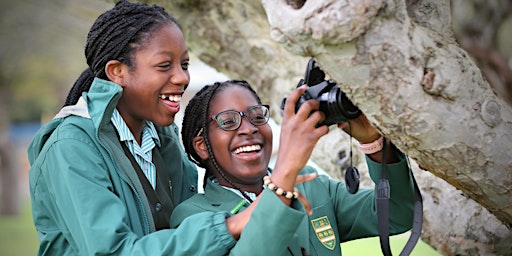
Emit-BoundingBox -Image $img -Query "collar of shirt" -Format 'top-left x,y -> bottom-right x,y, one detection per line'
110,109 -> 160,146
212,170 -> 271,203
110,109 -> 160,189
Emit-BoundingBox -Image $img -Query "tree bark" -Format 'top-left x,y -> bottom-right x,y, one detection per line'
264,0 -> 512,225
150,0 -> 512,254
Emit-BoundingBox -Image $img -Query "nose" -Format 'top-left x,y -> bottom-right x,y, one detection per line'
170,66 -> 190,89
237,115 -> 258,135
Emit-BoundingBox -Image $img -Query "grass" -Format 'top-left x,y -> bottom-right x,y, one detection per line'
0,200 -> 39,256
0,200 -> 441,256
341,232 -> 441,255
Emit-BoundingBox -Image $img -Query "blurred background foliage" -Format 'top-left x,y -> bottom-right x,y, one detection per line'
1,0 -> 510,124
0,0 -> 112,123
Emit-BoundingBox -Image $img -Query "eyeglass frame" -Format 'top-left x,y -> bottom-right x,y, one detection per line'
195,104 -> 271,136
209,104 -> 270,131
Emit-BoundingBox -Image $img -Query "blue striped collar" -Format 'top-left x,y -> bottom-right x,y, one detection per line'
110,108 -> 160,147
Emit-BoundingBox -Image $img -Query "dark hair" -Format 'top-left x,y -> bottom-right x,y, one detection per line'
181,80 -> 262,198
64,0 -> 181,106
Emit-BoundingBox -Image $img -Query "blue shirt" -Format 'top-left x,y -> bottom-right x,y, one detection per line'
111,109 -> 160,189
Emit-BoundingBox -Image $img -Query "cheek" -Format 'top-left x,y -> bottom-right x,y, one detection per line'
263,126 -> 273,144
208,132 -> 231,156
126,87 -> 150,105
262,126 -> 273,154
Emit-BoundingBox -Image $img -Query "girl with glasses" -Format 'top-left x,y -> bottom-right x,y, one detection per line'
173,80 -> 416,255
28,2 -> 273,255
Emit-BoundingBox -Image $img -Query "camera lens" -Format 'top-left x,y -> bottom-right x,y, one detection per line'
280,58 -> 362,127
317,86 -> 361,125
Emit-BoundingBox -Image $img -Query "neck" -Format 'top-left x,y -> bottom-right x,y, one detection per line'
121,115 -> 145,145
216,176 -> 265,194
117,107 -> 145,145
238,182 -> 264,194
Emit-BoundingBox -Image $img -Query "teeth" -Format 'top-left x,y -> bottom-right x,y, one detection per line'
160,94 -> 181,102
234,145 -> 261,154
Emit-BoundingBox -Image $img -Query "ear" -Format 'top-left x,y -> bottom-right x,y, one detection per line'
193,136 -> 209,161
105,60 -> 125,86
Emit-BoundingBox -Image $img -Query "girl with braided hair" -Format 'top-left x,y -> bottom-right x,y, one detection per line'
28,1 -> 281,255
171,80 -> 416,255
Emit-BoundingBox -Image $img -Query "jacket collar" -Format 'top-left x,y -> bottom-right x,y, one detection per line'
84,78 -> 123,131
54,78 -> 122,122
55,97 -> 90,119
28,78 -> 122,164
203,177 -> 251,212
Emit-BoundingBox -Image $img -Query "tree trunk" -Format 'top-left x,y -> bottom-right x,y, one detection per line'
151,0 -> 512,254
264,0 -> 512,224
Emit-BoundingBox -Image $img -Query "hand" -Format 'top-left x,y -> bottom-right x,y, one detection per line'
295,172 -> 317,184
271,86 -> 329,191
294,173 -> 317,215
337,113 -> 381,144
226,172 -> 318,238
338,114 -> 400,163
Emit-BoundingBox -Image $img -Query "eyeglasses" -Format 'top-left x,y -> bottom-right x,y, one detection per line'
211,105 -> 270,131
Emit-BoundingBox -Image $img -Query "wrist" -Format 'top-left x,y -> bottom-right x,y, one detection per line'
264,176 -> 299,200
358,135 -> 384,154
269,164 -> 297,191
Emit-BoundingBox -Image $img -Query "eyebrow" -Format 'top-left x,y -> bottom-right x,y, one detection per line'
152,48 -> 189,58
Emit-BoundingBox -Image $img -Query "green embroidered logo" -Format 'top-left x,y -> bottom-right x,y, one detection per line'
311,216 -> 336,250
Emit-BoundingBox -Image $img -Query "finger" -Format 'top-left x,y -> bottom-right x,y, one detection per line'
296,191 -> 313,216
314,125 -> 329,138
305,111 -> 330,138
304,108 -> 324,127
295,173 -> 317,184
283,86 -> 307,116
296,98 -> 320,115
337,122 -> 348,129
339,122 -> 352,135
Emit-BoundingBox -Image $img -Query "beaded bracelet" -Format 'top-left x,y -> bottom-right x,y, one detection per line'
263,176 -> 299,200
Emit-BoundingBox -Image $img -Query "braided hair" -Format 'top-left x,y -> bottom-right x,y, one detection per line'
64,0 -> 181,106
181,80 -> 262,201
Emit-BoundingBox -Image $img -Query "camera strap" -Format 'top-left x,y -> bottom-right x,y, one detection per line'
377,138 -> 423,256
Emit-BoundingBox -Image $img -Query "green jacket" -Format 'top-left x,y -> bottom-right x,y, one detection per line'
28,78 -> 236,255
170,156 -> 415,256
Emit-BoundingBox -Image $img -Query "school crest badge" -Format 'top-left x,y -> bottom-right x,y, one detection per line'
311,216 -> 336,250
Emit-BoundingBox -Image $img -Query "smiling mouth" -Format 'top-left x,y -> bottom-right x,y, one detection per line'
160,94 -> 182,102
233,144 -> 262,154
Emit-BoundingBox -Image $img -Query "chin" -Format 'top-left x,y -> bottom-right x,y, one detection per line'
255,165 -> 270,176
157,114 -> 176,126
237,166 -> 266,177
154,119 -> 174,127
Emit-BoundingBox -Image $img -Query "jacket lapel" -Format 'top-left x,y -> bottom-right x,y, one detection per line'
203,178 -> 250,213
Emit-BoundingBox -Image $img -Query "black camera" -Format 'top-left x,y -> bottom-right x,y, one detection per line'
281,58 -> 362,126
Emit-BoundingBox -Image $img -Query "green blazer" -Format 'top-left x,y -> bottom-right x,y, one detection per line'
28,78 -> 236,255
170,155 -> 415,256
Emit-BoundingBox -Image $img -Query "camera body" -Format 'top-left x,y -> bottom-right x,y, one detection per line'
281,58 -> 362,126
